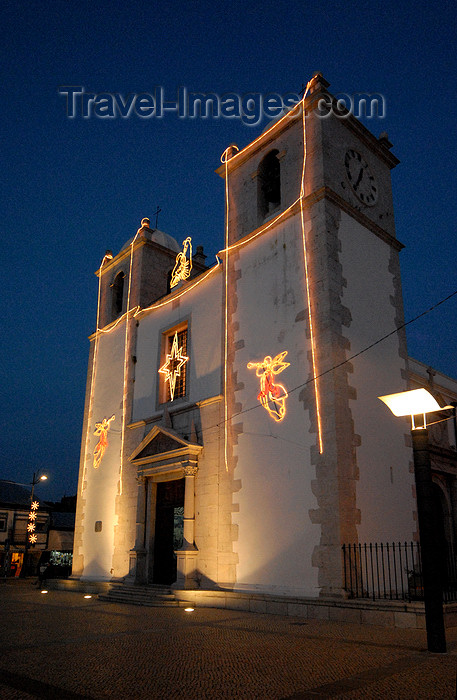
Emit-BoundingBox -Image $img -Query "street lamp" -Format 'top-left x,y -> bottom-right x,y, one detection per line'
30,472 -> 47,504
379,388 -> 451,653
22,472 -> 48,577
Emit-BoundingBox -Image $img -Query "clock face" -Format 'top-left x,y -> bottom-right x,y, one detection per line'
344,149 -> 378,206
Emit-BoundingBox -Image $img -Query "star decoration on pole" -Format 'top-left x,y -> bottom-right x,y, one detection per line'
158,332 -> 189,401
29,534 -> 37,544
27,522 -> 36,533
31,501 -> 39,510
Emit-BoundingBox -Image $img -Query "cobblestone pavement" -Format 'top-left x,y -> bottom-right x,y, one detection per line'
1,581 -> 457,699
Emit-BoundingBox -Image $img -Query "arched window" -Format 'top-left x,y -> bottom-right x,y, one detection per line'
166,269 -> 173,295
258,150 -> 281,220
111,272 -> 124,320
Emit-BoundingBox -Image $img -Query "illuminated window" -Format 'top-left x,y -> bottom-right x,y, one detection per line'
258,150 -> 281,220
159,326 -> 188,402
111,271 -> 125,320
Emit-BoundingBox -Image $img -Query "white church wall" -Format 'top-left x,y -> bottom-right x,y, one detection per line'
230,215 -> 320,596
132,268 -> 223,422
339,212 -> 416,543
80,323 -> 125,579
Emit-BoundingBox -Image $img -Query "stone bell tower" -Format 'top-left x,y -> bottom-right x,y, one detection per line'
218,73 -> 415,596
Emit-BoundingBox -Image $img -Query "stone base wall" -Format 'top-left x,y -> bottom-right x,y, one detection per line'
173,588 -> 457,630
51,578 -> 457,630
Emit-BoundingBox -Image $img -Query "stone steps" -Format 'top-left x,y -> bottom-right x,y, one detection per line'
98,583 -> 191,608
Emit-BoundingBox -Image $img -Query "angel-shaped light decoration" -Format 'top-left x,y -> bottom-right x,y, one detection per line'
247,351 -> 290,422
93,415 -> 115,469
170,237 -> 192,288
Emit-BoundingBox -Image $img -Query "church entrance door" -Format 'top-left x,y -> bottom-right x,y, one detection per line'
152,478 -> 184,585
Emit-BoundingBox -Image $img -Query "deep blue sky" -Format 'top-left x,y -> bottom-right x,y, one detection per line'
2,0 -> 456,501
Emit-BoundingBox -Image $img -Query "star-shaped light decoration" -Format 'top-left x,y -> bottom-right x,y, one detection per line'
29,534 -> 38,544
31,501 -> 39,510
158,332 -> 189,401
28,511 -> 37,520
27,522 -> 36,533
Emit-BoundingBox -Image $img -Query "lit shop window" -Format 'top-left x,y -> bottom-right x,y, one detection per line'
159,327 -> 189,402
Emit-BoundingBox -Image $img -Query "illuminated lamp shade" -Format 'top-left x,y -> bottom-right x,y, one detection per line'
378,388 -> 454,429
378,388 -> 442,417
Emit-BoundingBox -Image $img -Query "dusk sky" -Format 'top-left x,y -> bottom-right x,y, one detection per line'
2,0 -> 456,501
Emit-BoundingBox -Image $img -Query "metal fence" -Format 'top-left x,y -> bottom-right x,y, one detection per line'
342,541 -> 457,603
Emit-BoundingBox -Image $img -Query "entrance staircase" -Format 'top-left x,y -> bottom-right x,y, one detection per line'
99,583 -> 191,608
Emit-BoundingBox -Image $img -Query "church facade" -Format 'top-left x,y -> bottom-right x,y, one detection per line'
73,74 -> 427,598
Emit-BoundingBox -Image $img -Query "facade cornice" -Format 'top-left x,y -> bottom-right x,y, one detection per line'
95,236 -> 177,278
220,188 -> 403,256
133,264 -> 221,321
130,424 -> 203,463
132,445 -> 201,467
197,394 -> 223,407
127,395 -> 222,430
318,187 -> 404,251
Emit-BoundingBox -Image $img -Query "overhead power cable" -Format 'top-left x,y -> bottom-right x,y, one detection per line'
216,286 -> 457,426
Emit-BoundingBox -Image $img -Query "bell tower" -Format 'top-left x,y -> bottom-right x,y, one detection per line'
218,73 -> 415,596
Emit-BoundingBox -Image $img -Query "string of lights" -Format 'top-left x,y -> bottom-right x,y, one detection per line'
119,229 -> 141,495
221,144 -> 239,471
299,79 -> 323,453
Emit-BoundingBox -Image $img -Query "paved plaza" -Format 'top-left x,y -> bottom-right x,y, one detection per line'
1,580 -> 457,699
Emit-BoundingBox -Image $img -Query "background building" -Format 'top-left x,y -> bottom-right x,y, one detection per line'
0,480 -> 49,577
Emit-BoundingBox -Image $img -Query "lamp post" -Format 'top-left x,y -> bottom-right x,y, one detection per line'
379,388 -> 451,653
22,472 -> 47,577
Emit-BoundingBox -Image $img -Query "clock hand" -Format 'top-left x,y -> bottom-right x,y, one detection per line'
354,167 -> 364,191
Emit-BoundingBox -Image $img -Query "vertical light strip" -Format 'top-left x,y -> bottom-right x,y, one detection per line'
221,145 -> 239,471
119,231 -> 140,494
299,83 -> 324,454
222,148 -> 230,471
81,253 -> 113,494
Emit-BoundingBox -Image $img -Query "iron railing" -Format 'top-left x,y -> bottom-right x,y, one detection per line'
342,541 -> 457,603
